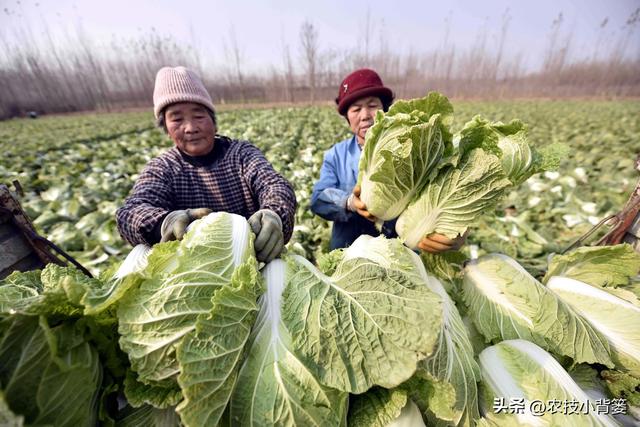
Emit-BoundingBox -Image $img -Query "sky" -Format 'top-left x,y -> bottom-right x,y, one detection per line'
1,0 -> 639,73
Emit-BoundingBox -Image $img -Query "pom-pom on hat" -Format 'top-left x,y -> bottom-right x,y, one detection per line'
153,66 -> 215,119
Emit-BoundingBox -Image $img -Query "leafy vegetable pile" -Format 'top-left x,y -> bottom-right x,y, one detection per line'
2,218 -> 639,425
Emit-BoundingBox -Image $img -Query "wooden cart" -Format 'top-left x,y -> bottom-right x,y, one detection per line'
564,154 -> 640,253
0,182 -> 91,279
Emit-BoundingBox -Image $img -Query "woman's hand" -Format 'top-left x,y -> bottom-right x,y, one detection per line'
349,185 -> 378,222
417,230 -> 468,254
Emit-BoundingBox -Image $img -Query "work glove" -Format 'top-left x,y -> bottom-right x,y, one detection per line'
248,209 -> 284,263
160,208 -> 212,242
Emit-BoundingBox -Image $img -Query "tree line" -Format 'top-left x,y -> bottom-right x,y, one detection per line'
0,9 -> 639,119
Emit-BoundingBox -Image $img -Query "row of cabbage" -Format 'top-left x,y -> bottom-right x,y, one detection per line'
0,100 -> 638,276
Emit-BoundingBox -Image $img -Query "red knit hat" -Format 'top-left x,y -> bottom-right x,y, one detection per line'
335,68 -> 394,115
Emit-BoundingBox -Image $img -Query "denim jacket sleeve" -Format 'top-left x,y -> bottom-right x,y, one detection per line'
310,148 -> 354,223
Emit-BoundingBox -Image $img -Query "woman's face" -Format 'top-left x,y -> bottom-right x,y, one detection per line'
165,102 -> 217,156
346,96 -> 383,146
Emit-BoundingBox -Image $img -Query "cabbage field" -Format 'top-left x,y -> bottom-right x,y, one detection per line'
1,100 -> 638,276
1,99 -> 640,426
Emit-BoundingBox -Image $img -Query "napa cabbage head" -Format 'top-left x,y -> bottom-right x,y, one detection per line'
343,235 -> 480,426
547,276 -> 640,377
117,212 -> 257,385
0,244 -> 154,318
282,252 -> 443,394
456,116 -> 567,186
76,244 -> 153,315
348,387 -> 425,427
0,316 -> 102,427
396,149 -> 511,250
228,258 -> 348,426
543,244 -> 640,306
175,261 -> 263,426
357,92 -> 454,220
463,253 -> 613,367
478,339 -> 618,427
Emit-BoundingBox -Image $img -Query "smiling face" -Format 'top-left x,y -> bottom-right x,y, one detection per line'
165,102 -> 217,156
346,96 -> 383,147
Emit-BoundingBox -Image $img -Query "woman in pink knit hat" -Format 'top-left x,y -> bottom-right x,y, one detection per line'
310,68 -> 465,253
116,66 -> 297,263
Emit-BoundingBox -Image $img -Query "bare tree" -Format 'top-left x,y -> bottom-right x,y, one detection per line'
611,8 -> 640,92
319,48 -> 339,91
401,48 -> 419,97
461,17 -> 489,88
224,25 -> 246,102
299,20 -> 319,102
612,8 -> 640,65
377,18 -> 390,77
591,17 -> 609,62
189,22 -> 203,74
543,12 -> 567,74
281,32 -> 296,102
362,7 -> 373,66
440,12 -> 455,82
493,8 -> 511,80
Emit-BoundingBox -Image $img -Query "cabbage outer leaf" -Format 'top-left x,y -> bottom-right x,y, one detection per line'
479,339 -> 618,427
282,254 -> 442,393
548,276 -> 640,377
397,149 -> 510,249
229,259 -> 347,426
463,254 -> 613,367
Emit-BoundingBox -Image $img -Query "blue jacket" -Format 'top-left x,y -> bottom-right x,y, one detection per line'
311,135 -> 396,249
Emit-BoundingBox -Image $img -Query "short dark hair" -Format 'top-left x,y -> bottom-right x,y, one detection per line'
156,106 -> 217,133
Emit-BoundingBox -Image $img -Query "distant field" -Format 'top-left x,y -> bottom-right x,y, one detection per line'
1,100 -> 639,276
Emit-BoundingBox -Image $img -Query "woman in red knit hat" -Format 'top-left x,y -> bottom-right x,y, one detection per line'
310,68 -> 465,252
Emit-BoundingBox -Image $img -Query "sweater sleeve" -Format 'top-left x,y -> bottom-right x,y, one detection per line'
116,157 -> 175,246
240,143 -> 297,243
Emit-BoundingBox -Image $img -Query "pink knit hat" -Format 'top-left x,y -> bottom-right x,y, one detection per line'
153,66 -> 215,119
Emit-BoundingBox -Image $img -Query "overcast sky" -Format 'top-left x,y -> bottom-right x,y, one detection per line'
1,0 -> 639,73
